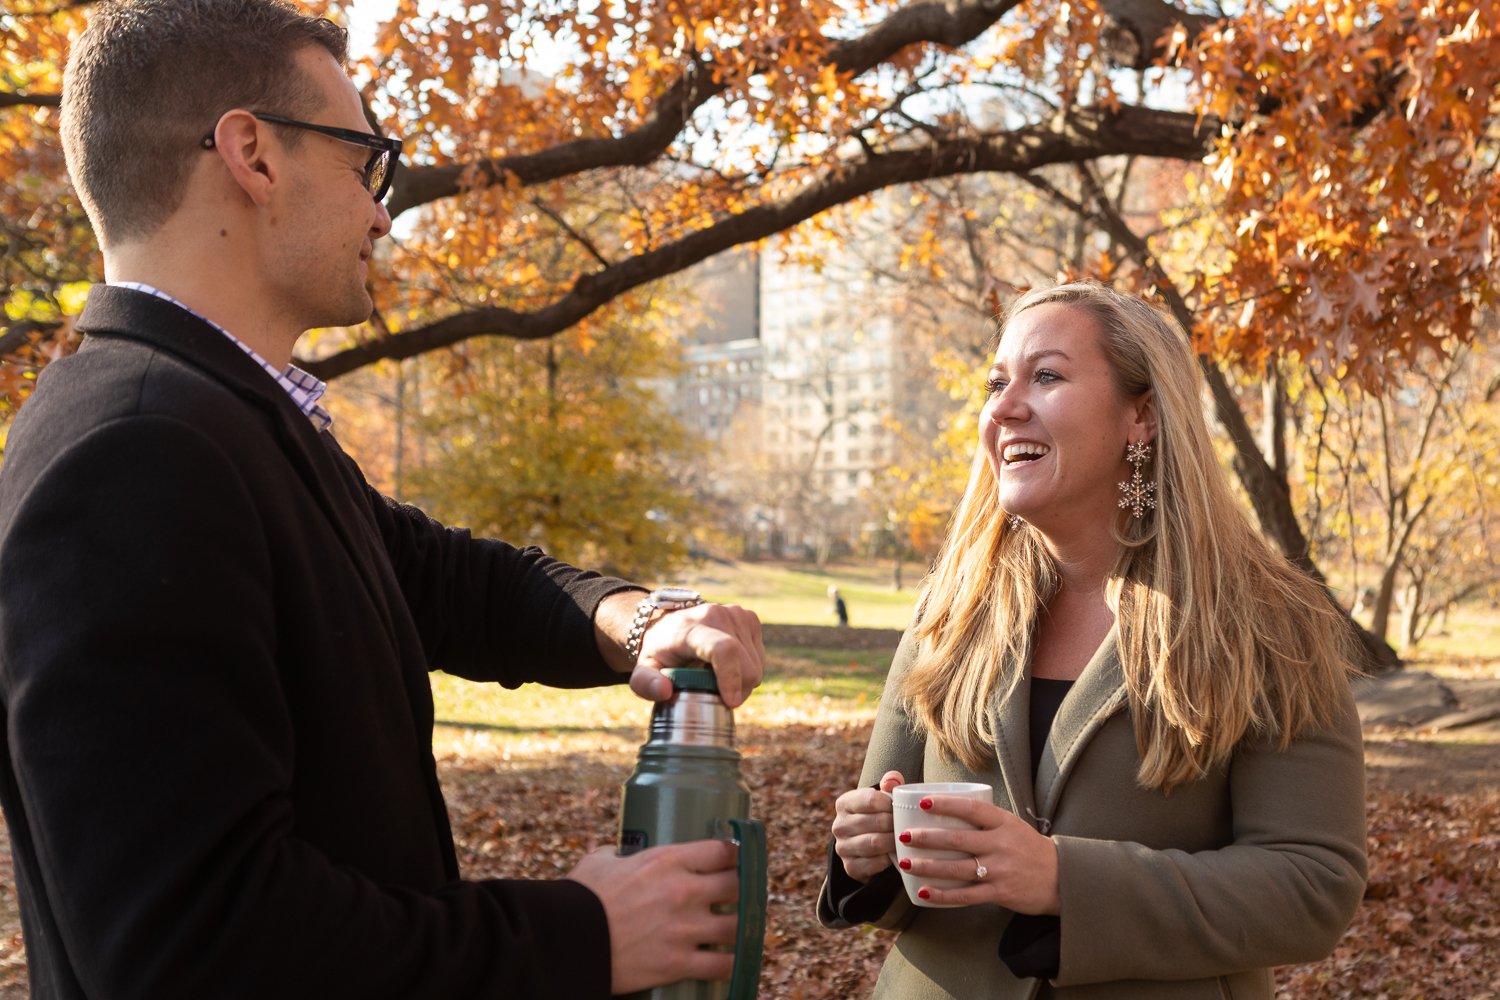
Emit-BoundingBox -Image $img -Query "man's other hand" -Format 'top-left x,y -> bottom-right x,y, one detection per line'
567,839 -> 740,994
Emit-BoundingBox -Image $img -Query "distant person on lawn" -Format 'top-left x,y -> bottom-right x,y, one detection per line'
830,585 -> 850,627
0,1 -> 764,997
819,282 -> 1366,998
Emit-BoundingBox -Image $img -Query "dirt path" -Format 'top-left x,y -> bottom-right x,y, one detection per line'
1364,732 -> 1499,796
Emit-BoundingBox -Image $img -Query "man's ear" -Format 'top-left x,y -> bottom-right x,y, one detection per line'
1132,389 -> 1158,444
209,110 -> 277,206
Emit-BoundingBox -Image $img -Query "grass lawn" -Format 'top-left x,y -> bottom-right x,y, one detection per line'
672,558 -> 921,630
431,559 -> 903,756
431,644 -> 893,758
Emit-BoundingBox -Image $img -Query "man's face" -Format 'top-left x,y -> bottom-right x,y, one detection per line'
267,46 -> 392,335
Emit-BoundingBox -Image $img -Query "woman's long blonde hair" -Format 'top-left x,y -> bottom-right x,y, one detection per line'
903,282 -> 1355,792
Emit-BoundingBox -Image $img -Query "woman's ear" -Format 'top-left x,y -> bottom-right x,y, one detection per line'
1132,389 -> 1158,444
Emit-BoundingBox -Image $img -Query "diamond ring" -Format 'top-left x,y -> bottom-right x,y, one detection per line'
974,858 -> 988,880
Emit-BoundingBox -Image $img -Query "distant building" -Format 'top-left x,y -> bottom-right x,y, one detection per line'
757,256 -> 896,507
670,250 -> 764,444
677,336 -> 763,442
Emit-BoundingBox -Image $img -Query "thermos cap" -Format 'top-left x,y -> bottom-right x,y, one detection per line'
662,665 -> 719,693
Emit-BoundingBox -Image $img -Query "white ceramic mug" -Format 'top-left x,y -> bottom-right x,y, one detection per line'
889,781 -> 992,908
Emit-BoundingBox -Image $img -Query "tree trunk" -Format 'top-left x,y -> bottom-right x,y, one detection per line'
1400,580 -> 1422,650
1368,560 -> 1400,646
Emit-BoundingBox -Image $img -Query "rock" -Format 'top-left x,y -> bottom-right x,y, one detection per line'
1422,705 -> 1500,732
1353,671 -> 1459,727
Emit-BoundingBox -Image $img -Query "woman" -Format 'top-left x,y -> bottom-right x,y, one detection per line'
818,282 -> 1366,999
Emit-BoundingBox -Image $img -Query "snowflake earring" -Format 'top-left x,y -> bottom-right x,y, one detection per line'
1117,440 -> 1157,519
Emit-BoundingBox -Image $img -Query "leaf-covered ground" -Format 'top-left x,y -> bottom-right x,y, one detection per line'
433,721 -> 1500,1000
0,721 -> 1494,996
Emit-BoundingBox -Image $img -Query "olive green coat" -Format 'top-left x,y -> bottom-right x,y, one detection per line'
817,630 -> 1367,999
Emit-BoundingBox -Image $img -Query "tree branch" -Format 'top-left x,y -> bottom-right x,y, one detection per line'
1096,0 -> 1220,69
0,319 -> 62,358
0,91 -> 61,109
387,0 -> 1030,217
302,102 -> 1213,379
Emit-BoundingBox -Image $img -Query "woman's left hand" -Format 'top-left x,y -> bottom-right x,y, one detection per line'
897,793 -> 1061,915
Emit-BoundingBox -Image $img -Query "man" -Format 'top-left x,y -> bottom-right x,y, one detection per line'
0,1 -> 764,996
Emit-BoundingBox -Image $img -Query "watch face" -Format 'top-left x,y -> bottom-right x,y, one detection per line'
652,586 -> 701,605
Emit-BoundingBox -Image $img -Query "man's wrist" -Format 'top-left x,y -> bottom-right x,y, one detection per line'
624,587 -> 703,664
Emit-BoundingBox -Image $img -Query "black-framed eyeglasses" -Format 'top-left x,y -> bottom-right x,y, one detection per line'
201,112 -> 404,202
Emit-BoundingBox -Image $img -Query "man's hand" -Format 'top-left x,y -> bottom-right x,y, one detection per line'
567,840 -> 740,994
596,593 -> 764,708
631,602 -> 764,708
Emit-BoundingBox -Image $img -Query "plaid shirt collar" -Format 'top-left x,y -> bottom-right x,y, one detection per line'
108,281 -> 333,432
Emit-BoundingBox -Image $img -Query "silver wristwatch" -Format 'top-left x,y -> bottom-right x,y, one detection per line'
625,587 -> 703,663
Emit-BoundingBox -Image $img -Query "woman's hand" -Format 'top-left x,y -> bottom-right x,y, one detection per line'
897,793 -> 1061,915
831,770 -> 905,883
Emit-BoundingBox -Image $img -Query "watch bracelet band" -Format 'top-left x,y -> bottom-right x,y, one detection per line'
625,589 -> 704,663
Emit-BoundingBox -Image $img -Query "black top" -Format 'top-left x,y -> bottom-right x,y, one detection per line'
997,677 -> 1074,981
1028,678 -> 1074,782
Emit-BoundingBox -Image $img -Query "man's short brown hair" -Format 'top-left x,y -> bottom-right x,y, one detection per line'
60,0 -> 348,246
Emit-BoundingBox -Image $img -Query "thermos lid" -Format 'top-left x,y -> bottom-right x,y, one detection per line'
663,665 -> 718,693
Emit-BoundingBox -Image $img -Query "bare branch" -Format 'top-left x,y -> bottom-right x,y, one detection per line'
1023,160 -> 1321,576
529,197 -> 613,269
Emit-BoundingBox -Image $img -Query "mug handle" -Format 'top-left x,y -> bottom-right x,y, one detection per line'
727,818 -> 766,1000
882,787 -> 900,868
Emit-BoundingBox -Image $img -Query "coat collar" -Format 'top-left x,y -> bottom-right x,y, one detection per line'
74,284 -> 390,616
990,632 -> 1129,829
77,284 -> 306,428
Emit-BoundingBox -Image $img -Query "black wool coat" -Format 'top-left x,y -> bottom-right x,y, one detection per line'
0,285 -> 638,999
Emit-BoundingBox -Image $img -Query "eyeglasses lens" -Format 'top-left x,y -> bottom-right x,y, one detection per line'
366,152 -> 389,198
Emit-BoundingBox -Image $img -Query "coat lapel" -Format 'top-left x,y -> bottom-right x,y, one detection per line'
1034,632 -> 1129,820
989,662 -> 1038,826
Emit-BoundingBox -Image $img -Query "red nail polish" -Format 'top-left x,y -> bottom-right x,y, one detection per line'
899,831 -> 911,844
917,887 -> 931,900
919,797 -> 933,811
898,858 -> 911,870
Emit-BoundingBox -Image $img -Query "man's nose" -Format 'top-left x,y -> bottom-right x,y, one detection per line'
371,198 -> 393,239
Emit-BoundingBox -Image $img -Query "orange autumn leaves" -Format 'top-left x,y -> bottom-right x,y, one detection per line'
1177,0 -> 1500,385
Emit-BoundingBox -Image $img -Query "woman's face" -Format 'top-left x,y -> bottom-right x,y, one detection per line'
979,303 -> 1153,540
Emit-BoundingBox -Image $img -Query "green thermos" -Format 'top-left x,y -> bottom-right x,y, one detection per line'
618,666 -> 767,1000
